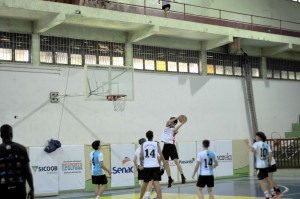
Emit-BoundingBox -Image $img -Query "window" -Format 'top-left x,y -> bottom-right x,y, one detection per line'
207,64 -> 215,74
0,48 -> 12,61
215,65 -> 224,75
133,58 -> 143,69
113,57 -> 123,66
189,63 -> 199,73
225,66 -> 233,75
168,61 -> 177,72
133,45 -> 199,73
40,51 -> 53,63
145,60 -> 155,70
207,52 -> 260,77
179,62 -> 188,73
100,56 -> 110,65
85,55 -> 97,65
267,58 -> 300,80
40,35 -> 125,66
0,32 -> 31,63
157,60 -> 166,71
56,52 -> 68,64
71,54 -> 82,65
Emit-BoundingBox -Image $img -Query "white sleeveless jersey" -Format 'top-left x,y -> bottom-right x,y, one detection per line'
161,127 -> 175,144
142,141 -> 160,168
197,150 -> 216,176
252,141 -> 272,168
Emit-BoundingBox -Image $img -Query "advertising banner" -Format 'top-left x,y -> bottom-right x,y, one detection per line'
29,147 -> 59,195
177,142 -> 197,181
196,140 -> 233,177
58,145 -> 85,191
111,144 -> 135,187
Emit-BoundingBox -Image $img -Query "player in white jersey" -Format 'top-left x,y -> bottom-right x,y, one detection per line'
90,140 -> 112,199
134,138 -> 146,189
161,116 -> 186,187
192,140 -> 218,199
245,132 -> 274,199
139,131 -> 165,199
262,135 -> 282,197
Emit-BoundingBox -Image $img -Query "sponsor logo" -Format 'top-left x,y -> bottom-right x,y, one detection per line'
216,153 -> 232,161
61,160 -> 83,174
31,165 -> 58,174
112,157 -> 134,174
179,158 -> 196,164
122,157 -> 131,165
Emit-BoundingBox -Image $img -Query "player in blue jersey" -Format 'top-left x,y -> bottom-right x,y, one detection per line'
90,140 -> 112,199
192,140 -> 218,199
245,132 -> 274,199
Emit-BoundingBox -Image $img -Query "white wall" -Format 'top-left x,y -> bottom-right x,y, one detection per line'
0,65 -> 300,146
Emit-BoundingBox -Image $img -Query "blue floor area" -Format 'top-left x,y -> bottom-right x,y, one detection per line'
45,176 -> 300,199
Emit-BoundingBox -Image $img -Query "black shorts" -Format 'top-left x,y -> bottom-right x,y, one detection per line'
162,144 -> 179,160
162,4 -> 171,10
268,164 -> 277,173
143,167 -> 161,183
256,168 -> 269,180
197,175 -> 214,188
138,168 -> 144,180
92,175 -> 108,185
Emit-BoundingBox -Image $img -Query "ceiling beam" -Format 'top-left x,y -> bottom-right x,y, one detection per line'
33,13 -> 65,33
262,43 -> 293,56
202,36 -> 233,51
127,25 -> 159,43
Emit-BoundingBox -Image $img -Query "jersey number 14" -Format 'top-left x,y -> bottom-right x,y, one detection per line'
145,149 -> 155,158
204,158 -> 213,168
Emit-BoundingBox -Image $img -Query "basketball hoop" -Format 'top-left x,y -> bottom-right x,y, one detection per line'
107,94 -> 127,112
271,132 -> 281,149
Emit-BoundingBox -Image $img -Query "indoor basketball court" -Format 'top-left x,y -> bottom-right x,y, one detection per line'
1,0 -> 300,199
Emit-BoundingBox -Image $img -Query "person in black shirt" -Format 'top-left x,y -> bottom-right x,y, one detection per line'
0,124 -> 34,199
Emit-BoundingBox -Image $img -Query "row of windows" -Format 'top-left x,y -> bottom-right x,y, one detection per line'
0,32 -> 31,62
206,52 -> 261,77
0,32 -> 300,80
133,45 -> 199,73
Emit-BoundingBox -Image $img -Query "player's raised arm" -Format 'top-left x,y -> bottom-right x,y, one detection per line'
166,117 -> 179,127
173,118 -> 186,134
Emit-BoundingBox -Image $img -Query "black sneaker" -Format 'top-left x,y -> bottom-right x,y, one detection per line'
168,178 -> 173,188
181,176 -> 186,184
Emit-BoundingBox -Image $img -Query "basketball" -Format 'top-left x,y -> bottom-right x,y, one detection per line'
178,115 -> 187,123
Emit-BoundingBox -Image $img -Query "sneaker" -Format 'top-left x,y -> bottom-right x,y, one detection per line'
276,190 -> 283,197
272,193 -> 278,198
168,178 -> 173,188
181,176 -> 186,184
266,196 -> 272,199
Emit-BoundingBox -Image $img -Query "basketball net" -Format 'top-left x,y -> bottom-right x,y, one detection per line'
107,95 -> 127,112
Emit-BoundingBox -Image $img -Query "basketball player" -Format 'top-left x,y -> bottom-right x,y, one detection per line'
134,138 -> 146,188
192,140 -> 218,199
139,131 -> 165,199
90,140 -> 112,199
244,132 -> 273,199
262,135 -> 282,197
161,116 -> 186,187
